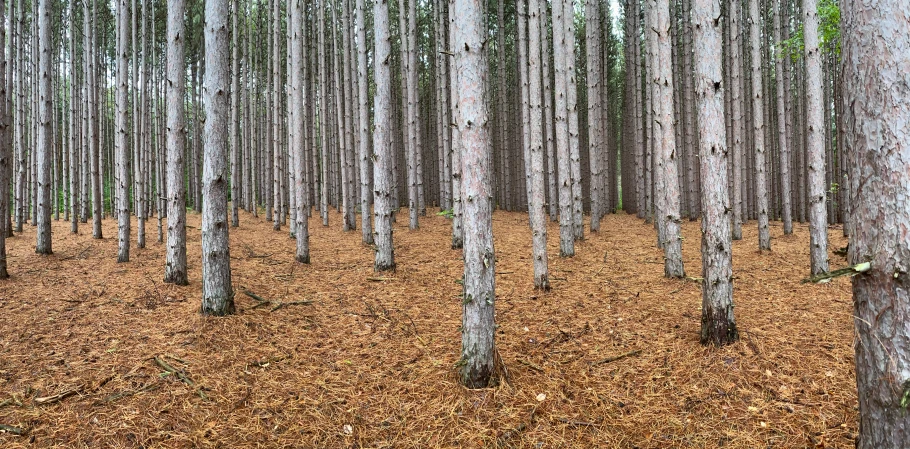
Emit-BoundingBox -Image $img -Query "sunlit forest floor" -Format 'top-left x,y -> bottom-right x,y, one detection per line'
0,208 -> 855,448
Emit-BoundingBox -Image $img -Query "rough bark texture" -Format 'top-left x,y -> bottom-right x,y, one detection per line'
116,0 -> 131,262
528,0 -> 549,291
564,0 -> 583,241
803,0 -> 828,276
292,0 -> 310,263
552,0 -> 573,257
748,0 -> 770,251
585,0 -> 601,233
843,1 -> 910,445
230,0 -> 241,228
164,0 -> 188,285
448,0 -> 463,250
656,0 -> 683,277
357,0 -> 372,244
454,0 -> 497,389
200,0 -> 235,316
0,0 -> 9,278
773,0 -> 792,235
373,0 -> 396,271
729,0 -> 743,240
693,0 -> 737,345
35,0 -> 52,255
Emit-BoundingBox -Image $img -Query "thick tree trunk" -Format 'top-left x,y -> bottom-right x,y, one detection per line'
164,0 -> 188,285
0,0 -> 9,278
200,0 -> 235,316
803,0 -> 828,276
552,0 -> 573,257
693,0 -> 736,345
656,0 -> 683,277
116,0 -> 131,262
373,0 -> 396,271
563,0 -> 583,241
843,0 -> 910,445
454,0 -> 497,388
448,0 -> 463,249
585,0 -> 601,232
541,4 -> 557,222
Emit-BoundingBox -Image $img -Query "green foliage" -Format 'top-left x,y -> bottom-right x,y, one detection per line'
779,0 -> 840,61
436,208 -> 454,219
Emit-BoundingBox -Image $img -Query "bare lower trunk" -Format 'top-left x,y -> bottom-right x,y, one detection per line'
116,0 -> 131,262
373,0 -> 395,271
656,0 -> 683,277
291,0 -> 310,263
35,0 -> 52,255
356,0 -> 372,244
749,0 -> 770,250
528,0 -> 549,290
803,0 -> 828,276
729,0 -> 743,240
164,0 -> 188,285
843,0 -> 910,444
552,0 -> 573,257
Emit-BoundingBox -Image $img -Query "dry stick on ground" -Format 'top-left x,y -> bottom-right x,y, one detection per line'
243,290 -> 312,312
0,424 -> 25,435
34,384 -> 84,405
590,349 -> 642,366
103,382 -> 160,403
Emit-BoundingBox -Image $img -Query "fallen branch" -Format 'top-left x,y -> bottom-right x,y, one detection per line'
517,359 -> 544,373
270,300 -> 312,312
154,356 -> 194,386
557,417 -> 597,427
103,382 -> 160,403
248,355 -> 289,368
0,424 -> 24,435
802,261 -> 871,284
366,277 -> 390,282
243,290 -> 269,303
34,385 -> 84,405
590,349 -> 642,366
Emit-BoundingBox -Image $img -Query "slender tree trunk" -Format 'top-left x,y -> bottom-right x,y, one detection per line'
774,0 -> 792,235
164,0 -> 188,285
356,0 -> 372,244
319,0 -> 329,227
563,0 -> 583,241
729,0 -> 743,240
749,0 -> 770,250
116,0 -> 131,262
230,0 -> 241,228
585,0 -> 601,232
541,3 -> 557,222
803,0 -> 827,275
0,0 -> 10,277
656,0 -> 683,277
291,0 -> 310,262
552,0 -> 573,257
34,0 -> 52,254
843,0 -> 910,444
694,0 -> 736,345
373,0 -> 396,271
448,0 -> 463,249
454,0 -> 497,388
528,0 -> 549,290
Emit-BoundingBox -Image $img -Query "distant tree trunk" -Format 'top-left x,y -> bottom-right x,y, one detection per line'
200,0 -> 235,316
136,0 -> 148,250
633,0 -> 645,220
409,0 -> 424,218
342,0 -> 357,230
0,0 -> 9,278
774,0 -> 792,235
318,0 -> 329,227
729,0 -> 743,240
291,0 -> 310,262
373,0 -> 396,271
803,0 -> 827,276
843,0 -> 910,444
656,0 -> 683,277
454,0 -> 497,388
448,0 -> 463,249
356,0 -> 372,244
528,0 -> 549,290
694,0 -> 736,345
71,0 -> 80,234
749,0 -> 770,250
164,0 -> 188,285
272,0 -> 282,232
34,0 -> 52,255
585,0 -> 602,232
541,3 -> 557,222
230,0 -> 240,228
116,0 -> 131,262
552,0 -> 573,257
563,0 -> 583,241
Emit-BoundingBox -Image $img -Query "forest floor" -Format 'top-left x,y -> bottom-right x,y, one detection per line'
0,208 -> 855,448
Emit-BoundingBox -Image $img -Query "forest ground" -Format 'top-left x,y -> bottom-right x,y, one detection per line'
0,208 -> 855,448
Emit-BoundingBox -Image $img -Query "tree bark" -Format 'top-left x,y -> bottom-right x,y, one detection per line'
291,0 -> 310,262
729,0 -> 743,240
116,0 -> 131,262
373,0 -> 396,271
749,0 -> 770,250
528,0 -> 549,291
164,0 -> 188,285
552,0 -> 573,257
694,0 -> 737,345
843,0 -> 910,444
34,0 -> 52,255
357,0 -> 372,244
803,0 -> 827,276
585,0 -> 601,232
454,0 -> 497,388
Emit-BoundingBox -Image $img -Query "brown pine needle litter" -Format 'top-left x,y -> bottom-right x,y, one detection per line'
0,210 -> 856,448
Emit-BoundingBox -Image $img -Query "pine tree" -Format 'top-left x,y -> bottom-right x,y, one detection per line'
164,0 -> 189,285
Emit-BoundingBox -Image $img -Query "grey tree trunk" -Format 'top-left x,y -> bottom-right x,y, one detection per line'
0,0 -> 9,277
356,0 -> 372,244
34,0 -> 52,255
774,0 -> 792,235
89,0 -> 102,238
564,0 -> 583,241
657,0 -> 683,277
271,0 -> 282,232
528,0 -> 549,291
230,0 -> 240,228
843,0 -> 910,444
541,3 -> 557,222
585,0 -> 601,233
748,0 -> 770,250
803,0 -> 828,276
408,0 -> 424,217
200,0 -> 235,316
552,0 -> 573,257
291,0 -> 310,262
454,0 -> 497,388
729,0 -> 743,240
373,0 -> 396,271
694,0 -> 736,345
164,0 -> 188,285
116,0 -> 131,262
318,0 -> 329,226
448,0 -> 463,249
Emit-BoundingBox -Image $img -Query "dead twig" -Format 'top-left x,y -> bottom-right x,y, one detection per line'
557,417 -> 598,427
590,349 -> 642,366
270,300 -> 312,312
34,385 -> 84,405
0,424 -> 25,435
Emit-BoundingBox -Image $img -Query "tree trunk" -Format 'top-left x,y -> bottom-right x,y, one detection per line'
448,0 -> 463,249
34,0 -> 52,255
200,0 -> 235,316
774,0 -> 792,235
552,0 -> 573,257
528,0 -> 549,291
563,0 -> 583,241
291,0 -> 310,262
843,0 -> 910,444
803,0 -> 827,276
356,0 -> 372,244
454,0 -> 497,388
116,0 -> 131,263
729,0 -> 743,240
373,0 -> 396,271
585,0 -> 601,232
230,0 -> 240,228
164,0 -> 188,285
694,0 -> 737,345
748,0 -> 770,250
0,0 -> 10,277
